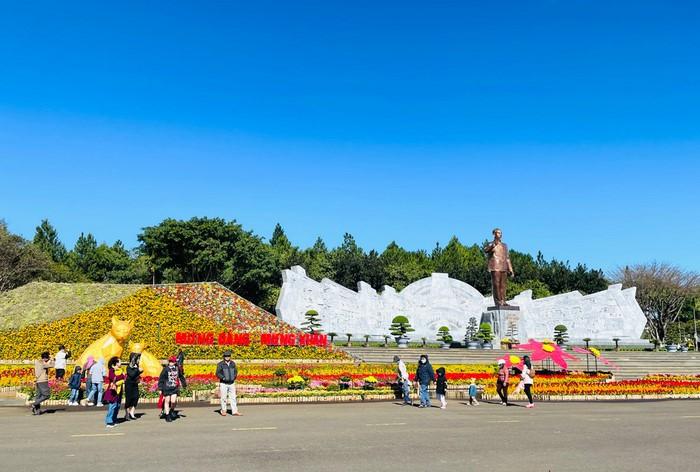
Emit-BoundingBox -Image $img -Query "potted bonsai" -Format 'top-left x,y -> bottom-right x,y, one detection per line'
477,322 -> 494,349
437,326 -> 452,349
339,375 -> 352,390
390,315 -> 415,348
345,333 -> 353,347
464,317 -> 480,349
553,324 -> 569,347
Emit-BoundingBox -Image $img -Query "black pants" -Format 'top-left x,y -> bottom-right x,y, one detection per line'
524,384 -> 533,403
496,380 -> 508,404
34,382 -> 51,408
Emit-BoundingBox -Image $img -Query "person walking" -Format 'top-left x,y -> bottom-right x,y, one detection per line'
87,358 -> 106,406
521,355 -> 535,408
158,356 -> 185,422
31,351 -> 54,415
103,357 -> 125,428
435,367 -> 448,409
216,351 -> 241,417
124,353 -> 142,421
54,345 -> 69,380
67,366 -> 82,405
496,359 -> 510,406
393,355 -> 412,406
82,355 -> 95,403
414,354 -> 435,408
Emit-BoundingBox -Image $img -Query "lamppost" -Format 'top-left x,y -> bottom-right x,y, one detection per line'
583,337 -> 591,372
693,305 -> 698,351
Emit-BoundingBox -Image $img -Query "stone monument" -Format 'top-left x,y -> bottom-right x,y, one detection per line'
276,266 -> 647,345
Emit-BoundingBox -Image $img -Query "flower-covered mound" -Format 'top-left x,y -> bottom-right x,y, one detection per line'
153,283 -> 298,333
0,288 -> 348,360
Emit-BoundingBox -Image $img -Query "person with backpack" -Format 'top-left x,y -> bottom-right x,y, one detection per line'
521,355 -> 535,408
496,359 -> 509,406
67,366 -> 82,405
414,354 -> 435,408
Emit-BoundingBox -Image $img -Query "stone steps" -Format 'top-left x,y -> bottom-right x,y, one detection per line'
341,347 -> 700,379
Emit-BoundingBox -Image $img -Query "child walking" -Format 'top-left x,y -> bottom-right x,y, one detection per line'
468,378 -> 479,406
68,366 -> 82,405
435,367 -> 448,409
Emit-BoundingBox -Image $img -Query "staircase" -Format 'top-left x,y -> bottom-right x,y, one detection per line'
341,347 -> 700,380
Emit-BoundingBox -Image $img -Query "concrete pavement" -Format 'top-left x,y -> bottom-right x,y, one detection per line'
1,400 -> 698,471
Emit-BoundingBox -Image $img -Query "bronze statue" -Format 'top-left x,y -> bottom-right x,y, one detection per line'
484,228 -> 514,307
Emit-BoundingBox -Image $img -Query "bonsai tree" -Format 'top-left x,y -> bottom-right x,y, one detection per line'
476,322 -> 494,343
345,333 -> 353,347
506,320 -> 519,344
612,337 -> 620,351
390,315 -> 415,340
273,368 -> 287,386
553,325 -> 569,346
327,332 -> 338,344
464,317 -> 478,343
301,310 -> 323,334
421,337 -> 427,347
382,334 -> 391,347
437,326 -> 452,344
363,334 -> 371,347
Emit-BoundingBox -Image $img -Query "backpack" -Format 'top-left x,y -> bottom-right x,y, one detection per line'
529,366 -> 536,378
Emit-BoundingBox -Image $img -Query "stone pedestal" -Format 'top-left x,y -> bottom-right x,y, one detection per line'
482,306 -> 520,348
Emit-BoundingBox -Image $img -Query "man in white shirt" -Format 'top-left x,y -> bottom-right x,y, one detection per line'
54,345 -> 69,380
394,355 -> 412,406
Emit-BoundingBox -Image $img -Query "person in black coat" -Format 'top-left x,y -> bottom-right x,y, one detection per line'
124,353 -> 143,421
415,354 -> 435,408
158,356 -> 185,422
435,367 -> 448,409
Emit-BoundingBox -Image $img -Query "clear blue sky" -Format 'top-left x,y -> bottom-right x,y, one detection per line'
1,1 -> 699,274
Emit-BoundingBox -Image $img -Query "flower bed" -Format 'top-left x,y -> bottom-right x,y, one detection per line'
8,360 -> 700,401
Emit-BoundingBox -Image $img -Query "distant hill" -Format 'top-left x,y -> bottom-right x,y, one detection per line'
0,282 -> 144,330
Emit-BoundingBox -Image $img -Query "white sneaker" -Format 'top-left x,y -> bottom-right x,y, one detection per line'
87,402 -> 94,406
96,403 -> 104,407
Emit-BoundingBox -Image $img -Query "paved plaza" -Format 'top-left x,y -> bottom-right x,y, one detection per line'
1,400 -> 698,471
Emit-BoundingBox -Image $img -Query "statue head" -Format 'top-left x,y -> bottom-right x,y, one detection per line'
110,316 -> 134,342
492,228 -> 502,239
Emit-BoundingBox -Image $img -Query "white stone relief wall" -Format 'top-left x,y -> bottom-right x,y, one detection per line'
276,266 -> 647,342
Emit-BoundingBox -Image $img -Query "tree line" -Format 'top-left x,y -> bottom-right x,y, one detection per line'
1,217 -> 610,311
3,217 -> 699,345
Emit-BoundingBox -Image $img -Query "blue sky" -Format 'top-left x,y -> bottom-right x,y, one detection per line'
1,1 -> 699,274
